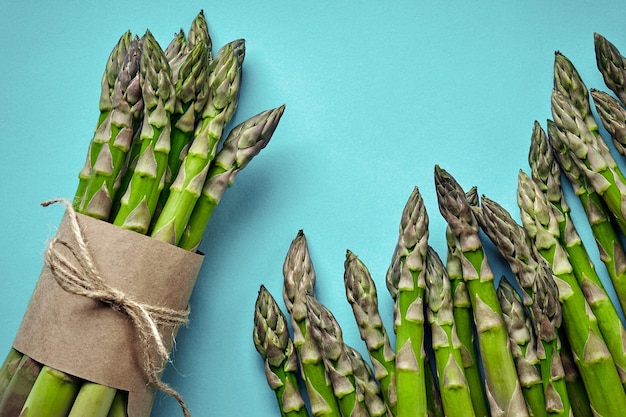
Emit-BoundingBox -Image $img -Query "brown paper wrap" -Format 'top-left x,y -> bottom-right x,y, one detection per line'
12,211 -> 204,417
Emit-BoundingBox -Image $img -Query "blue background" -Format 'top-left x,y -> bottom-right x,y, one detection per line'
1,1 -> 626,416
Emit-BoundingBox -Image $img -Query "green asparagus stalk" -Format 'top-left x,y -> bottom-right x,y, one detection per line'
106,391 -> 128,417
344,345 -> 390,417
66,383 -> 116,417
0,349 -> 23,400
305,295 -> 368,417
594,33 -> 626,106
516,167 -> 626,415
551,52 -> 626,236
253,285 -> 310,417
423,246 -> 475,417
112,30 -> 175,233
0,355 -> 42,417
150,38 -> 244,244
77,35 -> 143,220
19,366 -> 81,417
444,224 -> 490,417
558,333 -> 592,417
497,277 -> 547,417
385,186 -> 429,417
169,104 -> 285,249
74,31 -> 134,210
158,11 -> 213,211
423,354 -> 444,417
591,88 -> 626,157
544,121 -> 626,388
343,250 -> 397,415
474,195 -> 569,416
434,165 -> 529,417
281,231 -> 341,417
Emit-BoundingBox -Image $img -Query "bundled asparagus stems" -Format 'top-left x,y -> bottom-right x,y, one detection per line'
1,10 -> 285,417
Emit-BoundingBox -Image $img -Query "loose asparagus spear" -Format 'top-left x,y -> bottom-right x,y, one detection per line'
423,246 -> 475,417
516,168 -> 626,414
497,277 -> 547,417
434,165 -> 528,417
444,224 -> 490,417
173,104 -> 285,249
253,285 -> 310,417
305,295 -> 368,417
344,345 -> 390,417
151,39 -> 245,244
78,35 -> 143,220
113,30 -> 175,233
474,195 -> 569,416
343,250 -> 397,414
281,231 -> 341,417
594,33 -> 626,106
551,52 -> 626,236
385,186 -> 429,417
0,356 -> 42,417
74,31 -> 134,210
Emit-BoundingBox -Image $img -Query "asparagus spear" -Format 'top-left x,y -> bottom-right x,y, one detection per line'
344,345 -> 390,417
305,295 -> 368,417
66,383 -> 116,417
19,366 -> 81,417
106,391 -> 128,417
594,33 -> 626,106
74,31 -> 134,210
497,277 -> 547,417
385,186 -> 429,417
78,36 -> 143,220
171,103 -> 284,249
423,354 -> 444,417
0,349 -> 23,400
474,195 -> 569,416
150,39 -> 245,244
0,355 -> 42,417
112,30 -> 175,233
281,231 -> 341,417
343,250 -> 397,414
423,246 -> 475,417
444,224 -> 490,417
591,89 -> 626,157
516,168 -> 626,414
551,52 -> 626,236
558,333 -> 592,417
253,285 -> 310,417
164,29 -> 187,73
434,165 -> 528,417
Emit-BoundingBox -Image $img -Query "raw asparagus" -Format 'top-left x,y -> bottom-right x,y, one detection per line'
474,195 -> 569,416
176,105 -> 285,250
444,223 -> 490,417
497,277 -> 547,417
281,231 -> 341,417
0,356 -> 42,417
434,165 -> 528,417
253,285 -> 310,417
305,295 -> 368,417
423,246 -> 475,417
516,167 -> 626,415
594,33 -> 626,106
344,345 -> 390,417
385,186 -> 429,417
343,250 -> 397,414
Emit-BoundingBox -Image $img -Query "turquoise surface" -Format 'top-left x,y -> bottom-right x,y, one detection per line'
1,1 -> 626,416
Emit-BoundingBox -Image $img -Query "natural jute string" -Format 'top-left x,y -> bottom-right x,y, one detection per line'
42,198 -> 192,417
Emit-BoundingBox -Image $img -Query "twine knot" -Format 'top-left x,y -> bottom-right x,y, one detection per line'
42,198 -> 192,417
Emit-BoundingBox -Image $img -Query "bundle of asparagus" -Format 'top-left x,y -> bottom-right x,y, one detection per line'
0,10 -> 285,417
253,32 -> 626,417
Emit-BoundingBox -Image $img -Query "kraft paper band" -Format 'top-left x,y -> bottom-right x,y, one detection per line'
12,208 -> 204,417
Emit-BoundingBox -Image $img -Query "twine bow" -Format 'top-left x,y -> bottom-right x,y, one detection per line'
42,198 -> 192,417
